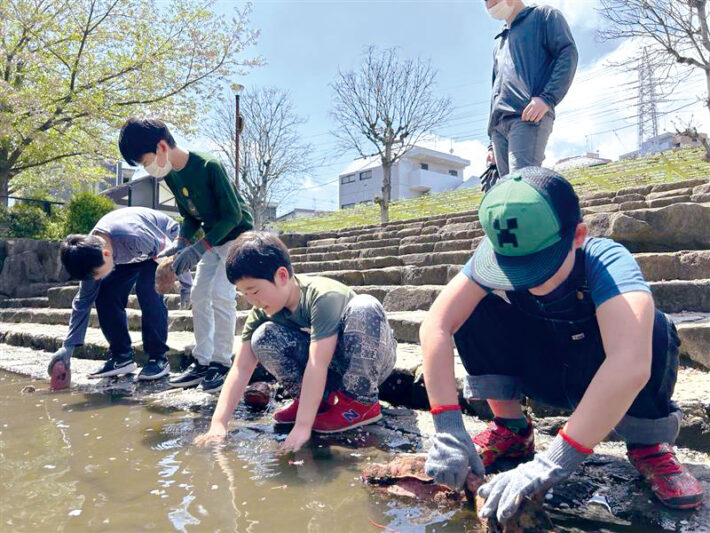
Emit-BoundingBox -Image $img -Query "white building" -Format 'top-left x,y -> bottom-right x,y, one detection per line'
554,151 -> 611,172
338,146 -> 470,209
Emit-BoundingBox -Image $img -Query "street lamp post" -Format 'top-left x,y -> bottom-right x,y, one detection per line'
231,83 -> 245,187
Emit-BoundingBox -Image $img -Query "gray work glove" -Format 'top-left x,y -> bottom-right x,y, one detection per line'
478,434 -> 588,523
157,237 -> 187,259
425,409 -> 485,489
172,239 -> 210,276
47,345 -> 75,375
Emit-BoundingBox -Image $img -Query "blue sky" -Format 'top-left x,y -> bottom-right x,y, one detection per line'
183,1 -> 708,215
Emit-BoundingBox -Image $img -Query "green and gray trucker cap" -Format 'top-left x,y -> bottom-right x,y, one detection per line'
472,166 -> 582,291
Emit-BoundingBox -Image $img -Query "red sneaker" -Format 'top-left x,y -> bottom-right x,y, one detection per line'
627,443 -> 704,509
273,392 -> 335,425
311,391 -> 382,434
473,418 -> 535,467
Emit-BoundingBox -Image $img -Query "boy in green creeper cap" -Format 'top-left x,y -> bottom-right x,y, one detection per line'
419,166 -> 703,524
119,118 -> 253,393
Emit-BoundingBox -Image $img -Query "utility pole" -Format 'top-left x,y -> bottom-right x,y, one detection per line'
637,48 -> 659,156
231,83 -> 245,187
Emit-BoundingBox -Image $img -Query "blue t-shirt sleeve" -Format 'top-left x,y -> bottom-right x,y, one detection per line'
585,238 -> 650,307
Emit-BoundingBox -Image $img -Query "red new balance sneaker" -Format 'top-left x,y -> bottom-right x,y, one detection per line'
273,392 -> 336,425
473,418 -> 535,467
311,391 -> 382,433
627,443 -> 704,509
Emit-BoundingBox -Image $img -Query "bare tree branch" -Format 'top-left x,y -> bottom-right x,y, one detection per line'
330,46 -> 451,223
203,87 -> 314,229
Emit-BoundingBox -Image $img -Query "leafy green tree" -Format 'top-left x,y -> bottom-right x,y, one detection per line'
64,191 -> 115,234
0,0 -> 260,204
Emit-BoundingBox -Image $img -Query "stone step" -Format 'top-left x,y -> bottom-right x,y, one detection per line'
294,250 -> 473,274
351,279 -> 710,313
283,179 -> 710,250
299,181 -> 709,248
579,179 -> 709,210
322,211 -> 479,239
319,264 -> 461,287
0,297 -> 49,309
306,219 -> 482,248
39,251 -> 710,314
0,308 -> 423,348
585,202 -> 710,252
0,321 -> 197,368
332,212 -> 480,240
291,237 -> 479,263
46,286 -> 185,311
672,312 -> 710,369
293,229 -> 482,256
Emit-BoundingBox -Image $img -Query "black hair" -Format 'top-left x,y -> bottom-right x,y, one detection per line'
60,234 -> 106,280
226,231 -> 294,284
118,117 -> 177,166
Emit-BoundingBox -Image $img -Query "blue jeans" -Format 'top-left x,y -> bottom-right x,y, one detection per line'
95,260 -> 168,358
491,115 -> 554,178
454,294 -> 683,445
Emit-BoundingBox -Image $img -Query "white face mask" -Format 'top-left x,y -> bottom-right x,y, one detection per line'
145,150 -> 172,178
488,0 -> 515,21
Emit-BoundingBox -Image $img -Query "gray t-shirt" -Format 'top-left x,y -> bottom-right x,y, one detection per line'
64,207 -> 181,347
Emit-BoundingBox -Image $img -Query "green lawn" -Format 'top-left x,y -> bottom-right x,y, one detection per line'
276,147 -> 709,234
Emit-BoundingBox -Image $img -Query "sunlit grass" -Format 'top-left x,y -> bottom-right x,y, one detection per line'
276,148 -> 708,234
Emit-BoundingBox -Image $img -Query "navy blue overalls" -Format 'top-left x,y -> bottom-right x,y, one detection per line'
454,248 -> 682,445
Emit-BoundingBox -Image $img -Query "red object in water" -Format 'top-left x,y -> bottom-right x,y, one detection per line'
243,382 -> 271,410
50,360 -> 71,391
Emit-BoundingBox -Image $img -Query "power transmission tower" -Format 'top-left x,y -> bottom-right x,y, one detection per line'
637,48 -> 659,156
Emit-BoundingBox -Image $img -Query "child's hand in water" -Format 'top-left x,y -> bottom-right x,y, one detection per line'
281,424 -> 311,452
194,422 -> 227,446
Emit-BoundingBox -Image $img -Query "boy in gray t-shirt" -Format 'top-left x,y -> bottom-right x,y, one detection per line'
195,231 -> 397,452
47,207 -> 191,384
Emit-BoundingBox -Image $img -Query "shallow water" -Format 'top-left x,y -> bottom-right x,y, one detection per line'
0,371 -> 482,532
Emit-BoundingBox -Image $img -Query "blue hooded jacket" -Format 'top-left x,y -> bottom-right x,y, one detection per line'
488,5 -> 578,136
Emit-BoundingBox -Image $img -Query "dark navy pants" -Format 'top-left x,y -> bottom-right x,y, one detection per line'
454,294 -> 683,445
95,260 -> 169,358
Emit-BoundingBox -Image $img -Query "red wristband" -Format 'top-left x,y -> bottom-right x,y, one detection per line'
430,404 -> 461,415
558,428 -> 594,454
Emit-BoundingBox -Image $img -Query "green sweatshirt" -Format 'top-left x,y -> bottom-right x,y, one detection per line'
165,152 -> 253,246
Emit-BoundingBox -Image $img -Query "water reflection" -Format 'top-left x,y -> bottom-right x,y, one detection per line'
1,371 -> 483,532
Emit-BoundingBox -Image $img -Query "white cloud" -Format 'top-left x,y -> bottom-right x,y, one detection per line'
543,0 -> 601,30
546,38 -> 709,162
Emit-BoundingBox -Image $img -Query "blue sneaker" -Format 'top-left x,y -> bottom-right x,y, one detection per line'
138,357 -> 170,381
200,362 -> 230,393
88,352 -> 137,379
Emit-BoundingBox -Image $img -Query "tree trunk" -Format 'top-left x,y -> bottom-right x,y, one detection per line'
704,68 -> 710,161
0,167 -> 10,207
381,143 -> 393,224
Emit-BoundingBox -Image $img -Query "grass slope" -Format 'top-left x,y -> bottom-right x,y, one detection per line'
276,148 -> 708,234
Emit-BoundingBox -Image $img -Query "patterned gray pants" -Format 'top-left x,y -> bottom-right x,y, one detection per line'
250,294 -> 397,403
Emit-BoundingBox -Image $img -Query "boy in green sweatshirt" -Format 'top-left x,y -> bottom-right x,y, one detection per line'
119,118 -> 253,393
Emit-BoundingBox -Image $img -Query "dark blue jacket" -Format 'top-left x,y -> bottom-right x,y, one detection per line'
488,5 -> 578,136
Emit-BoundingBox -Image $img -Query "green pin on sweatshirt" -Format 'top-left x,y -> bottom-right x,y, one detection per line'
165,152 -> 253,246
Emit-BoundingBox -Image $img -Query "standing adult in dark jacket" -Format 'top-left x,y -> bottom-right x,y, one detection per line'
485,1 -> 578,177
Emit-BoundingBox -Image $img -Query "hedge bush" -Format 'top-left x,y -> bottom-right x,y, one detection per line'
0,203 -> 50,239
64,192 -> 115,235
